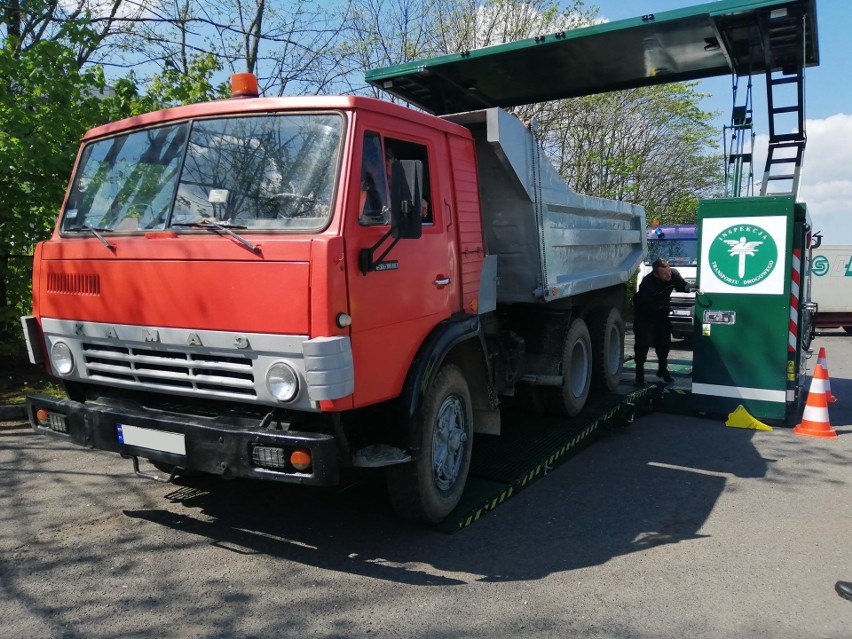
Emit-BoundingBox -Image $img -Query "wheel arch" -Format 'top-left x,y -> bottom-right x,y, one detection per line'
400,314 -> 495,439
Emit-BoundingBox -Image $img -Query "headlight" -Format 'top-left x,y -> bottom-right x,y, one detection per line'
50,341 -> 75,376
266,362 -> 299,402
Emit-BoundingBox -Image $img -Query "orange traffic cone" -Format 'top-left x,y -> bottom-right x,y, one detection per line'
816,347 -> 838,403
793,364 -> 837,439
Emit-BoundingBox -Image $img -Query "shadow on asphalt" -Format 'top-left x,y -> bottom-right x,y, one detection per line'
120,408 -> 774,585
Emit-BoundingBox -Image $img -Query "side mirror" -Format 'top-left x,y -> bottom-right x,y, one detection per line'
390,160 -> 423,240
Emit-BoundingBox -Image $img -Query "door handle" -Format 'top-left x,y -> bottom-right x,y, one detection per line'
434,276 -> 451,287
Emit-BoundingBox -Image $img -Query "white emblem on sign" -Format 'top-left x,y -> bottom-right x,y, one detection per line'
723,237 -> 764,278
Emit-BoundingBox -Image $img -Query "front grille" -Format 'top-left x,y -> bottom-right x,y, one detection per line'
82,342 -> 256,398
47,272 -> 100,295
670,298 -> 694,308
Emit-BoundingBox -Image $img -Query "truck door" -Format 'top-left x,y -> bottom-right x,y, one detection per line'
346,127 -> 459,406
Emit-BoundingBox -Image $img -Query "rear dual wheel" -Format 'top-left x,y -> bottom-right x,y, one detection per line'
591,307 -> 625,392
536,318 -> 593,417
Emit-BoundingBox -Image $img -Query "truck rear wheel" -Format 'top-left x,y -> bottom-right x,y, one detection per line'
538,318 -> 592,417
386,364 -> 473,523
844,326 -> 852,335
591,307 -> 624,391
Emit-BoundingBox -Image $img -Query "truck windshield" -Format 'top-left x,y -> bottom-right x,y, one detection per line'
61,113 -> 342,233
645,239 -> 698,266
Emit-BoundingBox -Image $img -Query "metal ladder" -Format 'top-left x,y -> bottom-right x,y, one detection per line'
759,8 -> 808,198
724,74 -> 755,198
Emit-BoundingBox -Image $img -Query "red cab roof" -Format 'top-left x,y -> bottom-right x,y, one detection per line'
84,95 -> 471,141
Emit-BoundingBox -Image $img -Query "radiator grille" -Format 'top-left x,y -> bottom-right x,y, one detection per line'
47,272 -> 100,295
82,342 -> 256,398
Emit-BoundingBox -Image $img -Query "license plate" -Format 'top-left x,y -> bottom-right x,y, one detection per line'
116,424 -> 186,455
671,309 -> 691,317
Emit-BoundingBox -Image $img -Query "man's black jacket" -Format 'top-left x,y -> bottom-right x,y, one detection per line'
634,268 -> 691,318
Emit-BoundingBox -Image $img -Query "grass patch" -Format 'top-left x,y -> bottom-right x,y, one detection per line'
0,345 -> 65,405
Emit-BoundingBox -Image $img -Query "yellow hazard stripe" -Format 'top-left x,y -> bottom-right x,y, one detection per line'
459,485 -> 515,529
453,390 -> 660,531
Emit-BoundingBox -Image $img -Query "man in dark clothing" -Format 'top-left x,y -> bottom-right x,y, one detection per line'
633,258 -> 692,385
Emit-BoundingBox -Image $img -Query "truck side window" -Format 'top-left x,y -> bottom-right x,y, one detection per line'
384,137 -> 433,224
359,132 -> 389,225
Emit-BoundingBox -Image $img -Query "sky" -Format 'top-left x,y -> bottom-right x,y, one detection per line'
594,0 -> 851,245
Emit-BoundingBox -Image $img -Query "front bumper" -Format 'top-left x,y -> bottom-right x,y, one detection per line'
669,302 -> 695,339
26,394 -> 339,485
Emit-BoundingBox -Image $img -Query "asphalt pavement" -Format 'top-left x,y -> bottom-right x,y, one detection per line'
1,329 -> 850,638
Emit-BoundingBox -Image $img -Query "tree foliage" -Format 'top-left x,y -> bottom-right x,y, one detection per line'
537,83 -> 723,223
0,2 -> 230,339
0,19 -> 109,336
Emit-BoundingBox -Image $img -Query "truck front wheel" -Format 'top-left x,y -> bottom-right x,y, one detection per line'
386,364 -> 473,523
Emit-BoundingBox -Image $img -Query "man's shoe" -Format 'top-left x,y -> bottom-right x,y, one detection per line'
836,581 -> 852,602
657,370 -> 674,384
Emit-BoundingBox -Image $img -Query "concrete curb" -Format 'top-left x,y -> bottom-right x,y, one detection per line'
0,404 -> 26,421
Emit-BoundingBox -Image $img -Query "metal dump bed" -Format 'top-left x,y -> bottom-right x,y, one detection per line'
444,109 -> 645,303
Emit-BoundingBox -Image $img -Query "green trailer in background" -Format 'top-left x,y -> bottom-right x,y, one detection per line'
691,196 -> 815,421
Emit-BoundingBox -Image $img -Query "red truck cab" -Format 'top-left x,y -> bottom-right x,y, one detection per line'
24,89 -> 488,522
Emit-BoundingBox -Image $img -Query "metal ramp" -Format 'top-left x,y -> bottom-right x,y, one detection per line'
366,0 -> 818,116
435,386 -> 660,533
366,0 -> 817,200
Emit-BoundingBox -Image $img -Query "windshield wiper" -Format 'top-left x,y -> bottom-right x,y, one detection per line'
172,218 -> 261,254
66,225 -> 116,251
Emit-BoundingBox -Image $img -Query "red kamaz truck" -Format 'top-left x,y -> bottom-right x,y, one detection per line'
21,73 -> 644,522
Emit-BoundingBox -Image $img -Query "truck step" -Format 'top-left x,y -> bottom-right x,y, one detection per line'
352,444 -> 411,468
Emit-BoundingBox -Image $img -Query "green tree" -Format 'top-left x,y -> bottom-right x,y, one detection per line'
537,83 -> 723,223
121,0 -> 350,97
0,3 -> 228,343
0,21 -> 108,339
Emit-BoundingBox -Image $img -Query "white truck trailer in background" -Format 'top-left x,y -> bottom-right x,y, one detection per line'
810,245 -> 852,333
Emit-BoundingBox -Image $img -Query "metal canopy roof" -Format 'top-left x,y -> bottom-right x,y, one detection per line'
365,0 -> 818,115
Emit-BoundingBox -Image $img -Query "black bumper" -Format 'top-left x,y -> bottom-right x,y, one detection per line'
669,303 -> 695,339
670,316 -> 693,338
26,395 -> 339,486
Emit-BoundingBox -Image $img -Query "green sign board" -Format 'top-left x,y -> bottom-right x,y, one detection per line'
701,216 -> 787,294
692,197 -> 811,422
